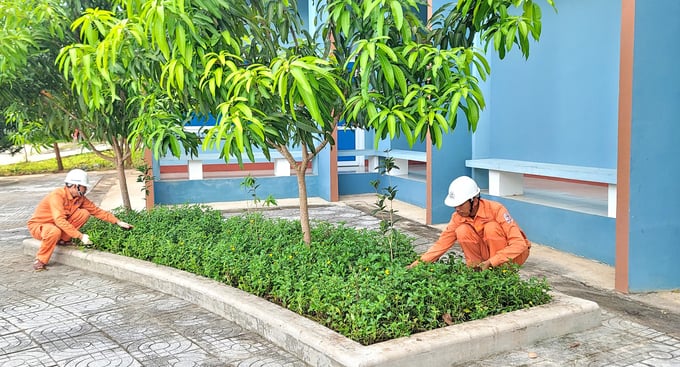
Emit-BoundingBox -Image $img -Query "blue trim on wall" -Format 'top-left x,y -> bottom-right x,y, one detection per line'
627,0 -> 680,292
490,196 -> 615,266
154,176 -> 319,205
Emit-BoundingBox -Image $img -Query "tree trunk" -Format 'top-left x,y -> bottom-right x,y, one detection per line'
295,163 -> 311,245
53,143 -> 64,171
111,138 -> 132,210
116,160 -> 131,210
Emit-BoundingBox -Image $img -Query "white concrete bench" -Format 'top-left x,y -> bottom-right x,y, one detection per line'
465,158 -> 617,218
336,149 -> 426,176
161,150 -> 303,180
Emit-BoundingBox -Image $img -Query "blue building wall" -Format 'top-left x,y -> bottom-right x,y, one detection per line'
315,143 -> 333,202
627,0 -> 680,291
467,1 -> 622,265
493,197 -> 616,265
476,0 -> 620,168
154,176 -> 320,205
431,126 -> 473,224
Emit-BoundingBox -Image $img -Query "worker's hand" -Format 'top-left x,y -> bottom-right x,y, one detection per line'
474,261 -> 491,271
81,234 -> 93,245
406,260 -> 419,269
117,221 -> 133,230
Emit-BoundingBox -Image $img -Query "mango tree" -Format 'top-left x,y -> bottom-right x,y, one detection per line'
60,0 -> 554,243
0,0 -> 75,164
0,0 -> 180,209
56,5 -> 200,209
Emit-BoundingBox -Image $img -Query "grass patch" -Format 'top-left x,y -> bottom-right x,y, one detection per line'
0,151 -> 144,176
83,205 -> 552,345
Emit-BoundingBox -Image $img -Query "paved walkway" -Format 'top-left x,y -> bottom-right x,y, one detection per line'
2,170 -> 680,366
0,172 -> 306,366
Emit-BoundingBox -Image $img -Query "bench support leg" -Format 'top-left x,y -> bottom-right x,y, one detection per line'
188,160 -> 204,180
608,184 -> 617,218
367,156 -> 381,173
488,171 -> 524,196
388,158 -> 409,176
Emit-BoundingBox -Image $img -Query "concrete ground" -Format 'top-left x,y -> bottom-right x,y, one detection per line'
1,153 -> 680,365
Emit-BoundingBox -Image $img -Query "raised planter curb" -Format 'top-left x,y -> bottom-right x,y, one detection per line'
24,238 -> 601,367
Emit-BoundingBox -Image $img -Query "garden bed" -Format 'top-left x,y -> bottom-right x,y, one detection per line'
23,238 -> 600,366
23,205 -> 601,365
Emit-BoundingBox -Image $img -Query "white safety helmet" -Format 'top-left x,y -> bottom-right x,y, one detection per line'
444,176 -> 480,207
64,169 -> 91,188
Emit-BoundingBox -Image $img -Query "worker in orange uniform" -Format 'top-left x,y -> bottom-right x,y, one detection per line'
28,169 -> 133,271
408,176 -> 530,271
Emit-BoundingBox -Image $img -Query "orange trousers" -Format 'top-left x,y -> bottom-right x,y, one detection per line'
455,221 -> 530,266
28,209 -> 90,264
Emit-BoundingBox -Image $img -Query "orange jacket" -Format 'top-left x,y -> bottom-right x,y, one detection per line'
27,187 -> 119,239
419,199 -> 531,266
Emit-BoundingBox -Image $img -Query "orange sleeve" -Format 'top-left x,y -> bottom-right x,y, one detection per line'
416,216 -> 459,264
80,198 -> 119,224
488,205 -> 531,267
47,192 -> 83,239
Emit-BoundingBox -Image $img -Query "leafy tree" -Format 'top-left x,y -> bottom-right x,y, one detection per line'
59,0 -> 555,243
0,0 -> 72,161
0,0 -> 175,209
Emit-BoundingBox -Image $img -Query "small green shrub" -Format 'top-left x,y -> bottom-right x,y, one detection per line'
83,205 -> 551,345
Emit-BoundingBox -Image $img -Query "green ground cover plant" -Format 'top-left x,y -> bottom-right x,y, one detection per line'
82,205 -> 552,345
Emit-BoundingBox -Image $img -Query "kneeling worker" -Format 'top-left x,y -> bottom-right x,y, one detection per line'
408,176 -> 530,271
28,169 -> 133,271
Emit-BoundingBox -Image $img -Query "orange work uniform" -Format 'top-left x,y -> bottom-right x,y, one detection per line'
419,199 -> 531,267
27,187 -> 119,264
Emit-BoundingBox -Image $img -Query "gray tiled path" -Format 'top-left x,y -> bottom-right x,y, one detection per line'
2,171 -> 680,366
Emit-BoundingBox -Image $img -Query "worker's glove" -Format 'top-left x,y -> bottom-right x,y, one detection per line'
81,234 -> 93,245
117,221 -> 133,230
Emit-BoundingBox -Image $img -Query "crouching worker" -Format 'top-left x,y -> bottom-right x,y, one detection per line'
27,169 -> 133,271
408,176 -> 530,271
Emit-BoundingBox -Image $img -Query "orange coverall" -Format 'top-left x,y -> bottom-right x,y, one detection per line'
419,199 -> 531,267
28,187 -> 119,264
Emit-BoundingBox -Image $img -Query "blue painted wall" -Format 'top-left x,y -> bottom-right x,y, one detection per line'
475,0 -> 620,168
431,125 -> 473,223
627,0 -> 680,291
468,1 -> 621,265
316,142 -> 333,202
493,197 -> 616,265
154,176 -> 319,205
338,172 -> 381,196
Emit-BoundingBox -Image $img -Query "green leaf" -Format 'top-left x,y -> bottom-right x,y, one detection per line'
390,0 -> 404,30
393,66 -> 407,95
176,26 -> 186,58
518,20 -> 528,40
364,0 -> 381,19
387,114 -> 396,138
378,55 -> 394,88
175,63 -> 184,91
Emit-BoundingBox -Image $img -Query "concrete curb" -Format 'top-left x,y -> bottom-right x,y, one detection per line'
24,239 -> 601,367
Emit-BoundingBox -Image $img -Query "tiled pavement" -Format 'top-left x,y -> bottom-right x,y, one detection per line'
0,254 -> 306,366
0,173 -> 305,366
2,171 -> 680,366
